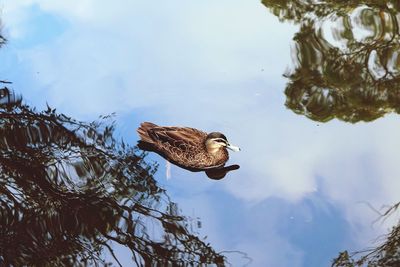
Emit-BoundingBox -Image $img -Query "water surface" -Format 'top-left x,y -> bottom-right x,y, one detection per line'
1,1 -> 400,266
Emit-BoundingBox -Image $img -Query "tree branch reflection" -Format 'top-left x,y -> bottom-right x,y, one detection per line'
263,0 -> 400,122
0,88 -> 225,266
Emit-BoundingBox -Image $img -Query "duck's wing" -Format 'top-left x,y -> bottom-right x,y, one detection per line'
149,126 -> 206,151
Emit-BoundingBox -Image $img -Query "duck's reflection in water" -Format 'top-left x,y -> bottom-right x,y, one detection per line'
205,164 -> 240,180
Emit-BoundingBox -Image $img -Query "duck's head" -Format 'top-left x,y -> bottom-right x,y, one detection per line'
205,132 -> 240,154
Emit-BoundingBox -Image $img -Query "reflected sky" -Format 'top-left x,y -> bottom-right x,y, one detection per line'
1,1 -> 400,266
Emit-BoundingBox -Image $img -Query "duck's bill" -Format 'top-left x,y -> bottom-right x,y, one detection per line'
227,143 -> 241,152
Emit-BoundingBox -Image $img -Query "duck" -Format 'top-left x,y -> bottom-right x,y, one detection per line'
137,122 -> 240,172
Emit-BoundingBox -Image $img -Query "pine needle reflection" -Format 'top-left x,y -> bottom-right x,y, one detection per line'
0,91 -> 225,266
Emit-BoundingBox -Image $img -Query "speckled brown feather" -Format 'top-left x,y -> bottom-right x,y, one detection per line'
137,122 -> 228,171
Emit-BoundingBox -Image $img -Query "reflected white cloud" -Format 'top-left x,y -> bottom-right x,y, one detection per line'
3,0 -> 293,115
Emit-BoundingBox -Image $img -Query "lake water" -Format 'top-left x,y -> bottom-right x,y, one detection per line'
1,1 -> 400,266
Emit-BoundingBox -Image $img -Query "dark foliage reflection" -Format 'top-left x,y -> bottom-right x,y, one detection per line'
263,0 -> 400,122
0,87 -> 225,266
332,202 -> 400,267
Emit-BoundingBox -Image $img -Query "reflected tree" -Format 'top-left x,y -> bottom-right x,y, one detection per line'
332,203 -> 400,267
0,86 -> 225,266
262,0 -> 400,122
262,1 -> 400,266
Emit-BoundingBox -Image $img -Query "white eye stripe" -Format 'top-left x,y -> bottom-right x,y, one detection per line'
213,138 -> 227,143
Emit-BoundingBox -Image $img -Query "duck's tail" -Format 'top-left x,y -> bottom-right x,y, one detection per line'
137,122 -> 158,150
137,122 -> 157,142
